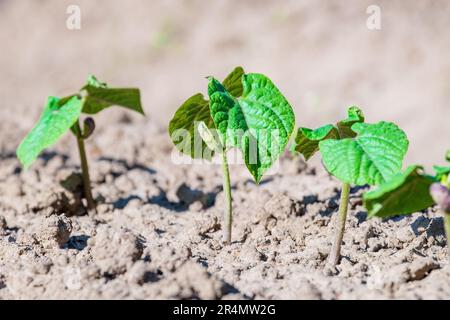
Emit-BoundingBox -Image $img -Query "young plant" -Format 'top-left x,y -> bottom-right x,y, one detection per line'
169,67 -> 295,244
363,150 -> 450,258
292,107 -> 409,266
17,75 -> 144,211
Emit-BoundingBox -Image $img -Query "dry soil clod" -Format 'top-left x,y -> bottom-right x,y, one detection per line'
36,215 -> 73,249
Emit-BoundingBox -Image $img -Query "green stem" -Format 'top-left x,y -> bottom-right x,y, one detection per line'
74,120 -> 96,211
328,182 -> 350,267
221,150 -> 232,244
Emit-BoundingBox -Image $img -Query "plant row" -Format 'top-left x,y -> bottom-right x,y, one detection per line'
17,68 -> 450,266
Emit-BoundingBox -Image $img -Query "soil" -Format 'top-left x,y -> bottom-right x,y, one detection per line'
1,121 -> 449,299
1,0 -> 450,300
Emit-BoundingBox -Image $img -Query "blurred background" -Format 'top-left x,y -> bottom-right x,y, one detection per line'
0,0 -> 449,168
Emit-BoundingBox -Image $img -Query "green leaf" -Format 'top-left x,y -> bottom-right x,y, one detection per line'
168,67 -> 246,161
292,106 -> 364,160
207,77 -> 227,97
319,121 -> 409,186
81,76 -> 144,115
293,125 -> 339,160
434,165 -> 450,181
17,96 -> 83,169
82,87 -> 144,115
336,106 -> 365,138
209,73 -> 295,182
169,93 -> 216,160
364,165 -> 435,218
208,78 -> 247,148
58,94 -> 79,107
446,150 -> 450,162
222,66 -> 245,97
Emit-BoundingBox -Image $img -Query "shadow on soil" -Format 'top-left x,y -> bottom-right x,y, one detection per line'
67,235 -> 90,250
98,156 -> 157,175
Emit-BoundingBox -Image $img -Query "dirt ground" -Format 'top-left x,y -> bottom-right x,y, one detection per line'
1,0 -> 450,299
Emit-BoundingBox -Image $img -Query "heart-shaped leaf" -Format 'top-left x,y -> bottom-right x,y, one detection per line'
209,73 -> 295,182
292,106 -> 364,160
363,165 -> 435,218
17,96 -> 83,169
319,121 -> 409,186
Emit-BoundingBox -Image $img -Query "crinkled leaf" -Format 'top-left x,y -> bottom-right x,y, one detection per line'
336,106 -> 365,138
17,96 -> 83,169
292,106 -> 363,160
208,78 -> 247,148
209,73 -> 295,183
319,121 -> 409,186
81,75 -> 144,115
293,125 -> 339,161
169,93 -> 216,160
222,66 -> 245,97
364,165 -> 435,218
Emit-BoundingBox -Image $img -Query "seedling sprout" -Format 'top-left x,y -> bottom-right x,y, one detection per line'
293,107 -> 409,266
17,75 -> 144,211
169,67 -> 295,244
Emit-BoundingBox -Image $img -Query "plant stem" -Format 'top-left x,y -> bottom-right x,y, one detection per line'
328,182 -> 350,267
221,150 -> 232,244
444,211 -> 450,260
74,120 -> 96,211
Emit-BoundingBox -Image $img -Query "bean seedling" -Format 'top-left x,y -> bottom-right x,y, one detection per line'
17,75 -> 144,211
169,67 -> 295,244
292,107 -> 409,266
364,150 -> 450,258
